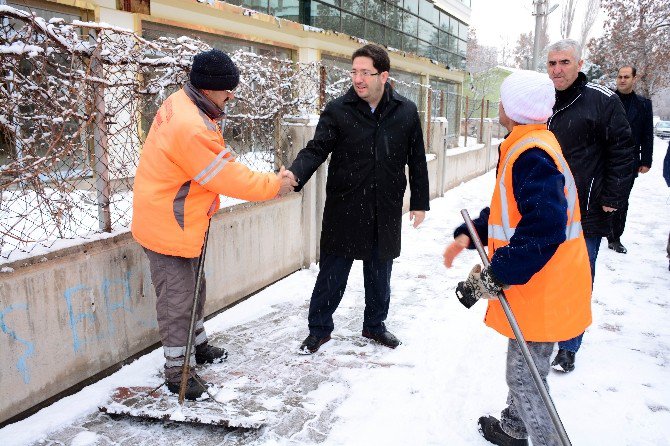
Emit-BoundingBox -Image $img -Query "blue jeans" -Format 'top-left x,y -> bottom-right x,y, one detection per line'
501,339 -> 560,445
307,242 -> 393,338
557,236 -> 601,353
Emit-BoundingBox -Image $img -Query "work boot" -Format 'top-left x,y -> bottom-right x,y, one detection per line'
165,371 -> 209,400
478,416 -> 529,446
195,342 -> 227,364
551,349 -> 576,373
362,329 -> 401,348
299,334 -> 331,354
607,240 -> 627,254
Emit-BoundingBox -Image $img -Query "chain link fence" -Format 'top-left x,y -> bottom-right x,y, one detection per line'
0,6 -> 472,262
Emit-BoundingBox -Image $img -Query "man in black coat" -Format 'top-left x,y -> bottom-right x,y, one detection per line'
287,44 -> 430,354
545,39 -> 636,373
607,65 -> 654,254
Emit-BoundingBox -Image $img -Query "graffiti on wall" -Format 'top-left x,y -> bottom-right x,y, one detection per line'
63,269 -> 157,353
1,267 -> 156,383
0,304 -> 34,384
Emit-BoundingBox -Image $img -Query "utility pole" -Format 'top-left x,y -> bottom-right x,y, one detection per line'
531,0 -> 546,71
531,0 -> 558,71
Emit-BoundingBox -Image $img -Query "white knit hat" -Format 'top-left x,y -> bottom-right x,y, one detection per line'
500,70 -> 556,124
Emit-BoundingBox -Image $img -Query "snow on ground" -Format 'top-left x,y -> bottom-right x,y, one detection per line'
1,138 -> 669,446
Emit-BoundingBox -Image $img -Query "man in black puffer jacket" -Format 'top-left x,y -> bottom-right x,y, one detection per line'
545,39 -> 636,373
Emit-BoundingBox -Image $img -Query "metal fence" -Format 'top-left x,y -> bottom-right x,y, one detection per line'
0,6 -> 473,262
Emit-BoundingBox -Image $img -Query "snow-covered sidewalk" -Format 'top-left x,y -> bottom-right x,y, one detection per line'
1,139 -> 669,446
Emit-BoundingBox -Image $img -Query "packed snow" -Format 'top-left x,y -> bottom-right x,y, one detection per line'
0,138 -> 668,445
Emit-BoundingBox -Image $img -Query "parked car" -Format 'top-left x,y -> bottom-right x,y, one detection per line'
655,121 -> 670,139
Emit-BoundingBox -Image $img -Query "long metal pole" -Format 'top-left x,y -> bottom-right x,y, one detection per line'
178,221 -> 211,404
460,209 -> 572,446
532,0 -> 544,71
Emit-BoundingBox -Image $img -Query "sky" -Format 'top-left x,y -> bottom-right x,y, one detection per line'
1,137 -> 668,445
469,0 -> 606,56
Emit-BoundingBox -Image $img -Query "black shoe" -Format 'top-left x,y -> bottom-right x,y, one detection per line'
362,330 -> 401,349
166,372 -> 209,400
607,241 -> 627,254
551,349 -> 576,373
478,416 -> 528,446
299,334 -> 331,354
195,342 -> 228,364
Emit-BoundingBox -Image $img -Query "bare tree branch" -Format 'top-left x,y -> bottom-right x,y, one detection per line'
561,0 -> 579,39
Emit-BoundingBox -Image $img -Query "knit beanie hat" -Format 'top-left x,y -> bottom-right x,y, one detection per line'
500,70 -> 555,124
189,49 -> 240,91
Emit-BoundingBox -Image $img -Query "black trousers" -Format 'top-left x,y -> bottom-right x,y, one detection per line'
608,175 -> 635,242
307,242 -> 393,338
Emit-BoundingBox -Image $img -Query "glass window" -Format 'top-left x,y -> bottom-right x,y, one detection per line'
387,30 -> 403,49
312,2 -> 341,31
438,30 -> 449,50
316,0 -> 340,6
447,33 -> 457,52
457,38 -> 466,56
418,0 -> 436,24
4,1 -> 87,173
403,0 -> 419,14
458,20 -> 468,40
386,4 -> 402,30
8,0 -> 82,23
439,11 -> 452,32
402,11 -> 418,36
365,20 -> 385,45
342,11 -> 365,38
417,40 -> 432,59
365,0 -> 386,22
403,35 -> 418,52
342,0 -> 365,16
241,0 -> 270,13
418,19 -> 434,42
270,0 -> 301,21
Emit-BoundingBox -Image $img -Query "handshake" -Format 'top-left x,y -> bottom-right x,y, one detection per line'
276,166 -> 298,197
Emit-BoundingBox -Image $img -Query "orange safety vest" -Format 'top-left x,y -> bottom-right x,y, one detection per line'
132,88 -> 280,258
485,124 -> 592,342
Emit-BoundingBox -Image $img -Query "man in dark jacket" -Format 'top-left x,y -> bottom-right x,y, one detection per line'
607,65 -> 654,254
545,39 -> 636,373
287,44 -> 430,354
664,141 -> 670,271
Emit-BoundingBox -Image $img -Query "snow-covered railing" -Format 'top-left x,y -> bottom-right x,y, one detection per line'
0,5 -> 461,262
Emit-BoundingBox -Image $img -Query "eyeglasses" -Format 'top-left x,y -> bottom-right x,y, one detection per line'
349,70 -> 380,79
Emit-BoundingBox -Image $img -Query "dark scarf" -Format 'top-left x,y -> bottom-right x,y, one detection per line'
367,82 -> 391,119
616,90 -> 634,115
555,72 -> 587,109
184,81 -> 226,120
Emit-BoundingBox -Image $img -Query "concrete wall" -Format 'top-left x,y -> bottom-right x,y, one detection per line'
0,119 -> 498,425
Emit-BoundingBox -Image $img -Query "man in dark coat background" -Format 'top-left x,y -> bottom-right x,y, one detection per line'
545,39 -> 636,373
286,44 -> 430,354
607,65 -> 654,254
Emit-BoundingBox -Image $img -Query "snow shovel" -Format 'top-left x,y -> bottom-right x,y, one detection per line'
460,209 -> 572,446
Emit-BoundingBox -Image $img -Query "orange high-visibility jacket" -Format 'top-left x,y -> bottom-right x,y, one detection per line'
485,124 -> 592,342
132,88 -> 280,258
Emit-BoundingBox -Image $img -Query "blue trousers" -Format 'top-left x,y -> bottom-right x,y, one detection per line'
557,236 -> 601,353
307,243 -> 393,338
501,339 -> 559,445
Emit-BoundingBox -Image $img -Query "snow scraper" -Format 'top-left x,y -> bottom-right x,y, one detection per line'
98,384 -> 266,428
459,209 -> 572,446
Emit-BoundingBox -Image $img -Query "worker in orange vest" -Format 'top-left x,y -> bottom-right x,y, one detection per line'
443,70 -> 591,446
132,48 -> 296,399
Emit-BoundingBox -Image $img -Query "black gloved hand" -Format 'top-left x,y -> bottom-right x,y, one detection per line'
455,265 -> 506,309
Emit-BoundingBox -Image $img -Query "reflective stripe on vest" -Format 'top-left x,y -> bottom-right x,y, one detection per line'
490,136 -> 582,242
194,147 -> 230,186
